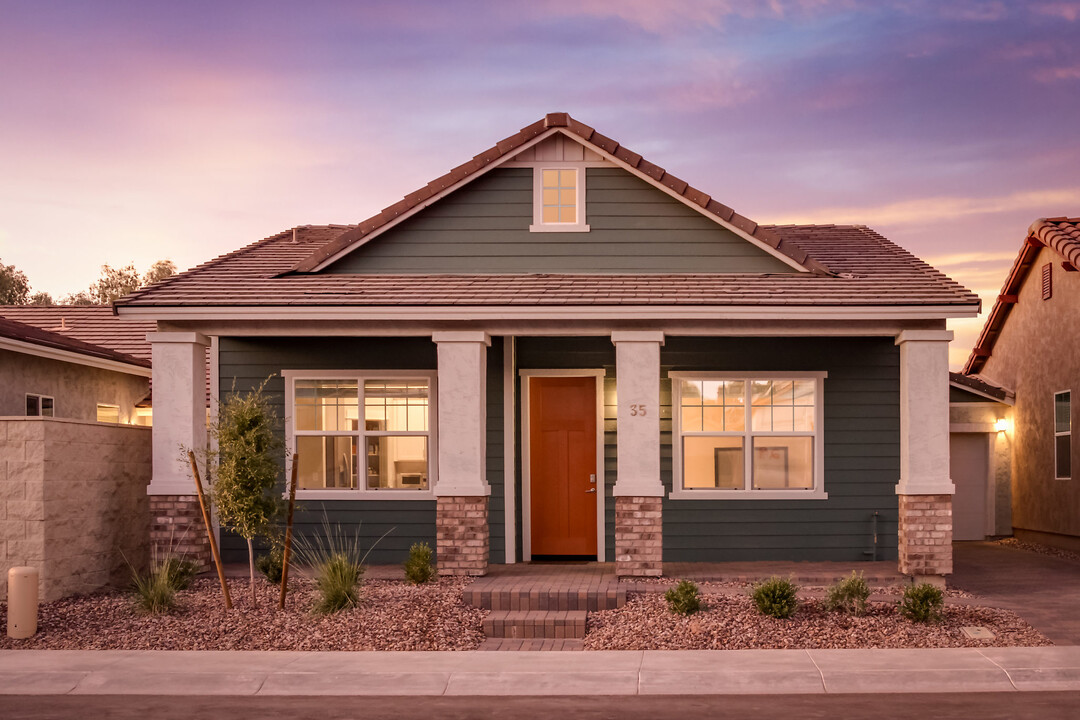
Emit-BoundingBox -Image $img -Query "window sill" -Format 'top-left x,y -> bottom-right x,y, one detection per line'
293,490 -> 435,501
529,223 -> 590,233
669,489 -> 829,501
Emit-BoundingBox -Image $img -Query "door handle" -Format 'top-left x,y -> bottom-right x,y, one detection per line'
586,488 -> 596,494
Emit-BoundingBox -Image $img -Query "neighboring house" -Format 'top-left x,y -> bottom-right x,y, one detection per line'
962,217 -> 1080,552
115,113 -> 980,580
0,313 -> 151,423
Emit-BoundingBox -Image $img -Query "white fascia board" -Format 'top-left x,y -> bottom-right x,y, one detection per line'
116,304 -> 981,322
948,381 -> 1014,406
309,128 -> 566,271
0,336 -> 152,377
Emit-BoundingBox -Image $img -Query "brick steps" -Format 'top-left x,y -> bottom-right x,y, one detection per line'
483,610 -> 588,640
464,588 -> 625,612
478,638 -> 585,651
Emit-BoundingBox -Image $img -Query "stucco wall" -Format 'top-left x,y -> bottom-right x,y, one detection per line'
979,246 -> 1080,544
0,417 -> 151,601
0,348 -> 149,423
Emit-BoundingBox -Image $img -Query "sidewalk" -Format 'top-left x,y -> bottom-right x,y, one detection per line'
3,647 -> 1080,696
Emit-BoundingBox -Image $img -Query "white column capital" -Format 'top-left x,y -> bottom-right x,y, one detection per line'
895,329 -> 953,345
611,331 -> 665,345
147,331 -> 211,347
432,331 -> 491,346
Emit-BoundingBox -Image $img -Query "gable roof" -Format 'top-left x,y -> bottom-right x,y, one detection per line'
115,223 -> 979,312
949,371 -> 1013,404
290,113 -> 830,276
0,313 -> 151,371
963,217 -> 1080,374
0,305 -> 154,361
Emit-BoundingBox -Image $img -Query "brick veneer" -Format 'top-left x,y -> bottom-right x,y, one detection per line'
150,495 -> 212,573
897,494 -> 953,576
436,496 -> 489,576
615,496 -> 663,577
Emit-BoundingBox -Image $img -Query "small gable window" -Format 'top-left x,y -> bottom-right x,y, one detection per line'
530,167 -> 589,233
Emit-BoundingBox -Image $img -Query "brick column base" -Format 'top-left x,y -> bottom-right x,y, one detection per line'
150,495 -> 212,573
615,496 -> 663,577
436,496 -> 489,576
898,494 -> 953,577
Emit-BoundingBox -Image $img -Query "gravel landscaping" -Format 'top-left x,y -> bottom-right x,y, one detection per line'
995,537 -> 1080,563
583,592 -> 1051,651
0,577 -> 485,651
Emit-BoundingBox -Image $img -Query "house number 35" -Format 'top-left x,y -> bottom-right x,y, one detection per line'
629,404 -> 647,416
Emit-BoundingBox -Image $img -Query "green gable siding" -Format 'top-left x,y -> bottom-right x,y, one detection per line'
216,336 -> 508,565
950,386 -> 998,403
324,167 -> 794,274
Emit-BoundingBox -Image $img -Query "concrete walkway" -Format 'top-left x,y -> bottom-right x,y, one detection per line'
951,542 -> 1080,644
3,647 -> 1080,696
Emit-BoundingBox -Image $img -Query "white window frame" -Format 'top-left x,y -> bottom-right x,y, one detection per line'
26,393 -> 54,417
1055,389 -> 1071,480
669,371 -> 828,500
96,403 -> 121,424
283,369 -> 438,500
529,166 -> 590,233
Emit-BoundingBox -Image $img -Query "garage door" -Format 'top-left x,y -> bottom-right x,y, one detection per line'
950,432 -> 989,541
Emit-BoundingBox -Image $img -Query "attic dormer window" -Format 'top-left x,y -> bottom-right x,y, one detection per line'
530,167 -> 589,232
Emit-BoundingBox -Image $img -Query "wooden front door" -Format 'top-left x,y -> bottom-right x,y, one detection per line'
529,376 -> 598,557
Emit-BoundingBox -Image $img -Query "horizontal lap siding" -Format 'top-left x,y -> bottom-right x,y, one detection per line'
324,168 -> 794,274
661,337 -> 900,562
515,338 -> 618,560
217,337 -> 440,565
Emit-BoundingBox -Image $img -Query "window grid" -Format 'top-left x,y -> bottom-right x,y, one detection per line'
541,168 -> 577,224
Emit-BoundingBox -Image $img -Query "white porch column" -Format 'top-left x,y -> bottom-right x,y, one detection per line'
148,331 -> 210,495
612,331 -> 665,577
895,329 -> 955,580
896,330 -> 955,496
611,331 -> 665,497
432,331 -> 491,576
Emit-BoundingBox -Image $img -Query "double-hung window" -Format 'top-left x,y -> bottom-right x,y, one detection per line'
26,393 -> 54,417
670,372 -> 827,499
1056,390 -> 1071,479
285,371 -> 436,498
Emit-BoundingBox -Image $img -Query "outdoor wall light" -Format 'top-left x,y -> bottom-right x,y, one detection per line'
995,418 -> 1010,433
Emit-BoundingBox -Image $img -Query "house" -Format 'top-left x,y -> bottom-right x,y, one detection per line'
0,311 -> 151,423
115,113 -> 980,579
961,217 -> 1080,552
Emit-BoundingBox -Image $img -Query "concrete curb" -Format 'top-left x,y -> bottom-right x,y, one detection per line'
3,647 -> 1080,696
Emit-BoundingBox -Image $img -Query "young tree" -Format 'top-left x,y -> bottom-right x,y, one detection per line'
0,260 -> 30,304
210,381 -> 284,606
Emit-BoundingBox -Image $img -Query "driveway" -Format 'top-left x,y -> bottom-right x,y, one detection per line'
951,541 -> 1080,644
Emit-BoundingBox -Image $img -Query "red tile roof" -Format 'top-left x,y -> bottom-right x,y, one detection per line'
0,305 -> 154,360
963,217 -> 1080,374
116,224 -> 978,309
0,313 -> 150,369
289,114 -> 829,275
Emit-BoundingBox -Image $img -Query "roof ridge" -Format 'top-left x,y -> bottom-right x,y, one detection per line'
286,113 -> 832,276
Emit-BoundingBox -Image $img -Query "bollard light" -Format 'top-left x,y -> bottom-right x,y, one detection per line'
7,566 -> 39,639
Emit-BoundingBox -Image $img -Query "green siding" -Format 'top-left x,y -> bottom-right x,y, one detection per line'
513,336 -> 899,563
324,167 -> 794,274
950,386 -> 998,403
660,337 -> 900,562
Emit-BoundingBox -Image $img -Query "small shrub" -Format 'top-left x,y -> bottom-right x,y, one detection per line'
403,542 -> 436,585
256,547 -> 285,585
159,556 -> 199,591
130,561 -> 181,614
751,576 -> 799,619
899,582 -> 944,623
825,571 -> 871,616
664,580 -> 702,616
296,517 -> 386,615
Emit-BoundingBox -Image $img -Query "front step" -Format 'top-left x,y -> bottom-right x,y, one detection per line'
464,587 -> 625,612
483,610 -> 588,639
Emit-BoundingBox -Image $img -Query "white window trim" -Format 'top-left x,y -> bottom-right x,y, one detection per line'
283,369 -> 438,500
669,371 -> 828,500
529,166 -> 590,233
25,393 -> 55,417
96,403 -> 121,424
1055,389 -> 1071,480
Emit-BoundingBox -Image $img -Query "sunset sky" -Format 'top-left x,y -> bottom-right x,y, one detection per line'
2,1 -> 1078,367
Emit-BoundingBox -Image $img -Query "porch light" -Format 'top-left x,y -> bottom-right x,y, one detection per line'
995,418 -> 1009,433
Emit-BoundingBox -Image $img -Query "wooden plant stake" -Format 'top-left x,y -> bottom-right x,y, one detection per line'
279,453 -> 299,610
189,451 -> 233,609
